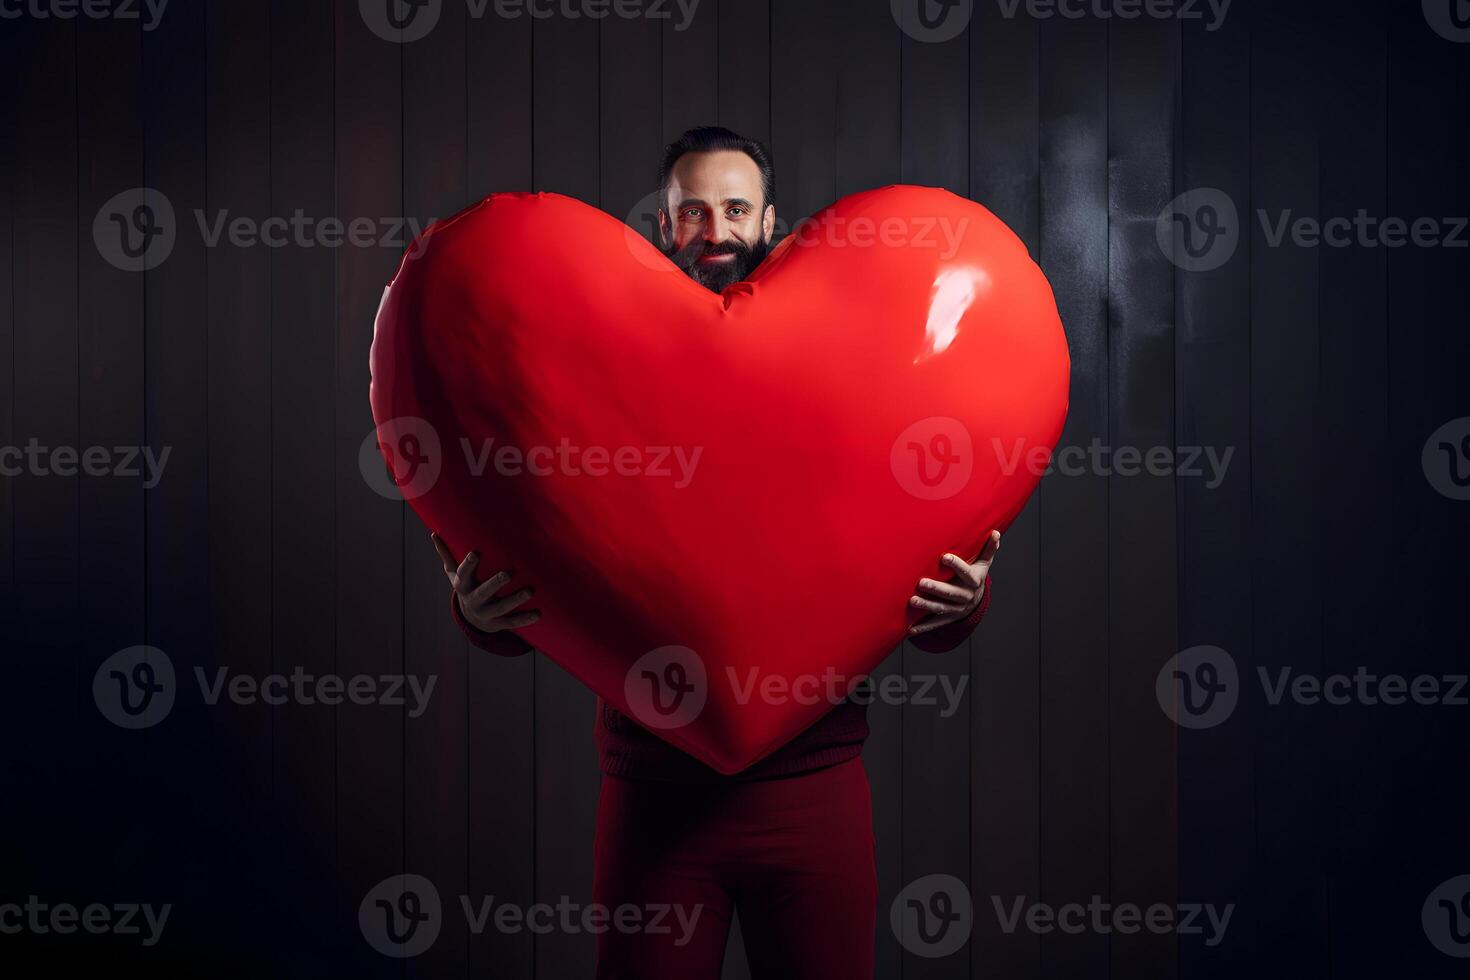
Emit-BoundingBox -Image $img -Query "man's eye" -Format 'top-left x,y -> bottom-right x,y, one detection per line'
728,207 -> 747,218
681,209 -> 704,221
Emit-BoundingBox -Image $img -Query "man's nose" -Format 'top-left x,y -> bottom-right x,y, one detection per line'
703,214 -> 731,243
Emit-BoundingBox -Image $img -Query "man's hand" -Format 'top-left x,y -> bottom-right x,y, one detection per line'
908,530 -> 1000,638
432,532 -> 540,634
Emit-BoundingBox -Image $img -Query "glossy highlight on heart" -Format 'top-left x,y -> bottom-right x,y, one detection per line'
370,186 -> 1069,774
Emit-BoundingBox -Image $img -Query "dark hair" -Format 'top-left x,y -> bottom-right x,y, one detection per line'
658,126 -> 776,214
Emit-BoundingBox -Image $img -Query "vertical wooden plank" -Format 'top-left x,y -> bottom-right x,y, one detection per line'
205,0 -> 277,967
1383,1 -> 1470,975
1316,3 -> 1394,976
968,3 -> 1042,978
533,9 -> 603,976
1250,0 -> 1328,974
334,3 -> 408,977
466,7 -> 538,979
468,7 -> 533,199
833,3 -> 902,975
75,7 -> 146,948
601,8 -> 662,226
1107,12 -> 1179,980
718,0 -> 770,143
401,2 -> 471,976
10,11 -> 80,910
662,0 -> 718,139
269,0 -> 340,967
141,0 -> 224,963
1037,10 -> 1111,978
770,0 -> 835,230
1175,2 -> 1254,978
898,4 -> 971,978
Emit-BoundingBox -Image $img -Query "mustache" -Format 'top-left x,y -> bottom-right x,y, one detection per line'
666,236 -> 758,267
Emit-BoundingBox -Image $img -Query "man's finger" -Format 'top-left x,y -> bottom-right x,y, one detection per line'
975,530 -> 1001,567
916,577 -> 975,604
940,553 -> 986,589
908,613 -> 959,636
482,587 -> 534,620
467,569 -> 514,606
431,532 -> 458,576
909,594 -> 967,617
452,551 -> 480,595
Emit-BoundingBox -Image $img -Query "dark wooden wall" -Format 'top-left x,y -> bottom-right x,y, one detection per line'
2,1 -> 1467,977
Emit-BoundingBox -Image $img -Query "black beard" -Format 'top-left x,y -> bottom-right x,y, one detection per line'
664,235 -> 771,293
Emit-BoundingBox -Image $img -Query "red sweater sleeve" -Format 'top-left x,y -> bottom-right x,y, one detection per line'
908,576 -> 993,653
450,590 -> 534,657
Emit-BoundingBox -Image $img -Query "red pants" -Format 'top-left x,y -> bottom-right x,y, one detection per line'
592,757 -> 877,979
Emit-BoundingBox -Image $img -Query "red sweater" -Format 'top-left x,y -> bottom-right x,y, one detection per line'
452,580 -> 992,781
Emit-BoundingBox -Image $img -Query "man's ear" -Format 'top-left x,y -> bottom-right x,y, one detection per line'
657,208 -> 672,248
762,204 -> 776,243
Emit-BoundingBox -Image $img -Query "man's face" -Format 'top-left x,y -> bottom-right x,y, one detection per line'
659,149 -> 777,293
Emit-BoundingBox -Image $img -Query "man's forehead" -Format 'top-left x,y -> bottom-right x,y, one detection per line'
667,150 -> 763,205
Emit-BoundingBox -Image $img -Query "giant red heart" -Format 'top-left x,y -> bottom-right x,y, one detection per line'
369,186 -> 1068,774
